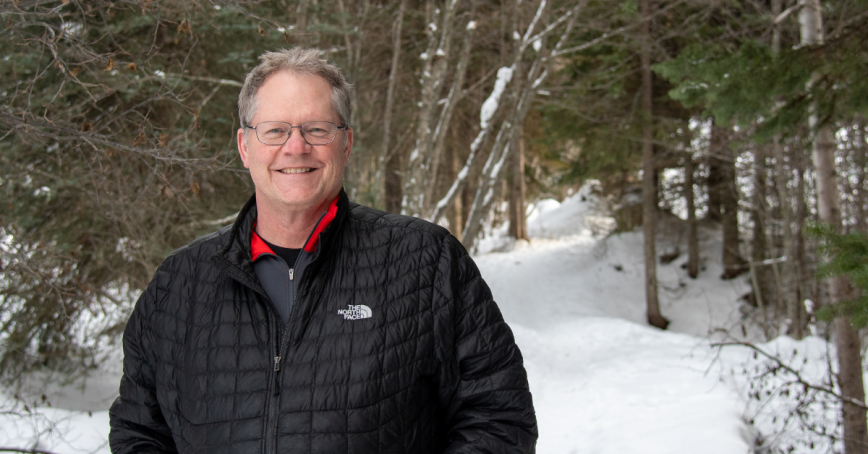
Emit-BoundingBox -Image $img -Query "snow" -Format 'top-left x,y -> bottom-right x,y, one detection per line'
0,182 -> 853,452
479,66 -> 514,131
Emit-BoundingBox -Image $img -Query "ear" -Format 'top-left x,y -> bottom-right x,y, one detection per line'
237,128 -> 251,168
341,127 -> 353,166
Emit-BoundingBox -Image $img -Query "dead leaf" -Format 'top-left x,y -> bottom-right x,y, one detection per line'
258,24 -> 265,36
177,18 -> 191,37
69,67 -> 80,77
161,185 -> 175,199
104,58 -> 115,71
81,120 -> 91,132
284,32 -> 289,43
158,134 -> 168,147
190,181 -> 200,194
127,62 -> 137,71
132,133 -> 146,146
61,0 -> 69,4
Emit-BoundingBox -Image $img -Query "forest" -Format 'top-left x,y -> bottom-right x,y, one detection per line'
1,0 -> 868,452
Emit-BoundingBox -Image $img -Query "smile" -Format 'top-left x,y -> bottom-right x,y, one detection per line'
278,168 -> 313,174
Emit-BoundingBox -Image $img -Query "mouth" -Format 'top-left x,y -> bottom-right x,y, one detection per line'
278,167 -> 313,174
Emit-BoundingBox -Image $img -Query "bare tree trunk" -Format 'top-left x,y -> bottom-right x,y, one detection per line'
685,152 -> 699,279
459,0 -> 586,249
752,147 -> 768,274
773,138 -> 800,336
508,129 -> 528,240
706,144 -> 723,222
752,146 -> 777,321
403,0 -> 459,216
385,151 -> 404,214
770,0 -> 801,335
801,2 -> 868,451
425,16 -> 477,210
714,123 -> 743,279
855,114 -> 867,234
795,150 -> 810,328
379,0 -> 407,212
445,128 -> 464,238
295,0 -> 310,46
640,0 -> 667,330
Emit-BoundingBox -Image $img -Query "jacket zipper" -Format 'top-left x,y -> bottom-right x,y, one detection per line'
266,260 -> 304,454
263,211 -> 328,454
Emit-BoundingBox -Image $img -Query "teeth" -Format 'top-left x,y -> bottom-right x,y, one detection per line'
280,168 -> 312,174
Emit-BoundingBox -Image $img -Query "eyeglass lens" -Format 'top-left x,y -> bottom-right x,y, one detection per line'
256,121 -> 338,145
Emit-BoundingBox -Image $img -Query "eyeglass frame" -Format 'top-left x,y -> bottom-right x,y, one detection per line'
243,120 -> 349,146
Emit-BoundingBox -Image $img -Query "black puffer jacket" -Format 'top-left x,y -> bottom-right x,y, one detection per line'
109,191 -> 537,454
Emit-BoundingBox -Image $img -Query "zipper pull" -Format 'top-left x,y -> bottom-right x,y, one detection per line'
289,268 -> 294,281
274,356 -> 281,371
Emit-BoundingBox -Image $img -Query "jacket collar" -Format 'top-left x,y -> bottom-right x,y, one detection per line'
250,195 -> 341,261
216,189 -> 351,277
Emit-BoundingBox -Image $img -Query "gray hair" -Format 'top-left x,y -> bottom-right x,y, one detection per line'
238,48 -> 353,131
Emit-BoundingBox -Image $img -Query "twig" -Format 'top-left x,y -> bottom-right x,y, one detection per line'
713,340 -> 868,410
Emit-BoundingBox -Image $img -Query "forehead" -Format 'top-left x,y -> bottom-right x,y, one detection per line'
254,71 -> 335,121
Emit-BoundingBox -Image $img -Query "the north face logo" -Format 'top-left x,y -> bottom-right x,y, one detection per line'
337,305 -> 372,320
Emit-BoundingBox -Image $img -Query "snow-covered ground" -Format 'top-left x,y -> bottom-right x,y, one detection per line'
0,184 -> 848,453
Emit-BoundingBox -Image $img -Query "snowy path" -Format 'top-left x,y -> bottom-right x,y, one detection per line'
476,234 -> 752,453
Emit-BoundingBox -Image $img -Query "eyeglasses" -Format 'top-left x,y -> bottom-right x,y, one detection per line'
244,121 -> 348,146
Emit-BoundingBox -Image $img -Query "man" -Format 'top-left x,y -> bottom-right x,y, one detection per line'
109,48 -> 537,453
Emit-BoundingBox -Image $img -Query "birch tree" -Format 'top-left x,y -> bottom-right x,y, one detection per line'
458,0 -> 585,249
402,0 -> 462,216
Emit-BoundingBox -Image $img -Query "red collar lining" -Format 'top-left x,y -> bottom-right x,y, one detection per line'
250,196 -> 340,261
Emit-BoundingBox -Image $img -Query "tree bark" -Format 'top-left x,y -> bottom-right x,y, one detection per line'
855,114 -> 867,235
446,127 -> 464,238
772,138 -> 800,337
751,147 -> 771,300
508,130 -> 528,240
801,1 -> 868,451
706,140 -> 724,222
714,122 -> 744,279
379,0 -> 406,213
795,150 -> 810,328
685,152 -> 699,279
403,0 -> 459,216
425,16 -> 477,212
770,0 -> 801,336
640,0 -> 667,330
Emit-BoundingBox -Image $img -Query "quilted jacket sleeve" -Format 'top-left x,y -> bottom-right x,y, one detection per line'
436,235 -> 538,453
109,280 -> 178,454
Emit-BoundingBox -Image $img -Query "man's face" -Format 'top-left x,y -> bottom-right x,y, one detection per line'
237,71 -> 352,217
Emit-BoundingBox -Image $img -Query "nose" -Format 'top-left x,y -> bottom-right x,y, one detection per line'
282,126 -> 310,154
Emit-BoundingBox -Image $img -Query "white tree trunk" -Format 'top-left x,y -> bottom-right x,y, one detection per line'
403,0 -> 459,216
459,0 -> 585,250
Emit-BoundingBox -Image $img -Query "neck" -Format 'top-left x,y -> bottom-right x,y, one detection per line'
255,196 -> 336,249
